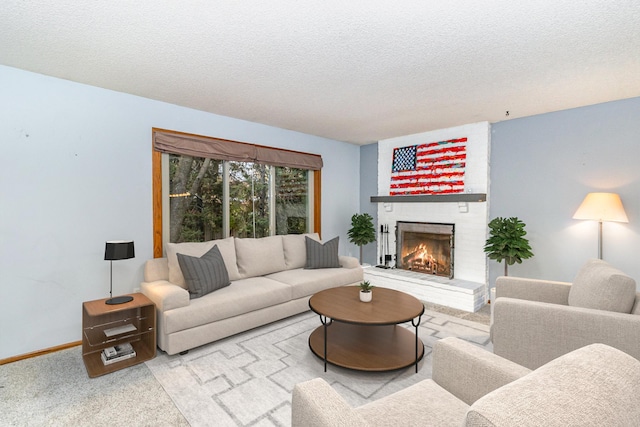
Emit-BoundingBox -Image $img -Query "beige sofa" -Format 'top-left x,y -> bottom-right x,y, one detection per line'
292,337 -> 640,426
491,258 -> 640,369
141,233 -> 363,355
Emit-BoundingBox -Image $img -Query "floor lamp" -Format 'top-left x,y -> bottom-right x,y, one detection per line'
573,193 -> 628,259
104,240 -> 135,305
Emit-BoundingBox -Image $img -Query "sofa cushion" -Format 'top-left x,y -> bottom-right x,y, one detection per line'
166,237 -> 240,288
235,235 -> 287,278
568,259 -> 636,313
305,236 -> 340,269
282,233 -> 320,269
267,265 -> 363,299
465,343 -> 640,426
177,245 -> 230,299
163,277 -> 292,334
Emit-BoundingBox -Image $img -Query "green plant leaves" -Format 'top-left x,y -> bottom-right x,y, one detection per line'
484,216 -> 534,266
347,213 -> 376,246
359,280 -> 374,291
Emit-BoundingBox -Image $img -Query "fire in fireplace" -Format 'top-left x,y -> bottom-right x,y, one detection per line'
396,222 -> 454,279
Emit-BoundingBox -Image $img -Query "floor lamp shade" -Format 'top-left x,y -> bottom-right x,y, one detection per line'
573,193 -> 628,223
573,193 -> 628,259
104,240 -> 135,305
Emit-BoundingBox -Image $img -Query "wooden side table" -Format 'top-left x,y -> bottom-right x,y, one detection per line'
82,293 -> 156,378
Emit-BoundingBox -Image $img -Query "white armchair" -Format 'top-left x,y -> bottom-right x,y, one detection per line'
292,336 -> 640,426
491,259 -> 640,369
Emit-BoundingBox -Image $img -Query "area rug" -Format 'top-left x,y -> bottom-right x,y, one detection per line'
145,308 -> 491,427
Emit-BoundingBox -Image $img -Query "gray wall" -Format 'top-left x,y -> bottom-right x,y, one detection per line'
0,65 -> 361,360
489,96 -> 640,288
359,143 -> 378,265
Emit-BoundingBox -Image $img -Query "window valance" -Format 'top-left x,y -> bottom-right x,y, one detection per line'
153,129 -> 323,170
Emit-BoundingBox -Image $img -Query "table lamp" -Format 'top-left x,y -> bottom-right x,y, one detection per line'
573,193 -> 628,259
104,240 -> 135,305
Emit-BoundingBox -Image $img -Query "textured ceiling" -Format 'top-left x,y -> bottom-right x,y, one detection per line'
1,1 -> 640,144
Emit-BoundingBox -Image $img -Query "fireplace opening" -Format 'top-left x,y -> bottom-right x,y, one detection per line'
396,222 -> 454,279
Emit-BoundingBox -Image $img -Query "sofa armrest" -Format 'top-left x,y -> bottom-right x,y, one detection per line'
292,378 -> 369,427
432,337 -> 530,405
632,292 -> 640,315
140,280 -> 189,312
492,297 -> 640,369
339,255 -> 361,269
495,276 -> 571,305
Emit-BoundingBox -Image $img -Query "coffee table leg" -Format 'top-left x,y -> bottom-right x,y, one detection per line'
412,315 -> 422,373
319,315 -> 332,372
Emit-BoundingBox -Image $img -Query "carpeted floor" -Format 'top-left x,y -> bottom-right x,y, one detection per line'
1,304 -> 490,427
0,346 -> 188,426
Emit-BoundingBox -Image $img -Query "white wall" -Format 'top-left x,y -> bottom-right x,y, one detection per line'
0,65 -> 360,360
489,97 -> 640,287
377,122 -> 490,284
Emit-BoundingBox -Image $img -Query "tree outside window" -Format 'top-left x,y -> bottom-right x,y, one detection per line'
229,162 -> 270,238
168,155 -> 310,242
275,167 -> 308,235
169,155 -> 223,243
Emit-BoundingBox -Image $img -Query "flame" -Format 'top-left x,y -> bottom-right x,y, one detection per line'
398,232 -> 451,278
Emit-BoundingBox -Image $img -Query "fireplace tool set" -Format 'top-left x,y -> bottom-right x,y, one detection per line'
377,224 -> 394,269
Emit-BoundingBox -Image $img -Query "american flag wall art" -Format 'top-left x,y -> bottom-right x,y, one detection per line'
390,137 -> 467,195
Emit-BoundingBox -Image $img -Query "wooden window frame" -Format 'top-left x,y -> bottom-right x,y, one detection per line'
152,139 -> 321,258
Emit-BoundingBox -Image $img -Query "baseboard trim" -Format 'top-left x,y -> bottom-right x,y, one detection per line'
0,341 -> 81,365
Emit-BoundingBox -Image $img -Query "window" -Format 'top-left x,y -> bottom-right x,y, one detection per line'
168,155 -> 223,242
275,166 -> 309,235
228,161 -> 271,238
152,129 -> 321,257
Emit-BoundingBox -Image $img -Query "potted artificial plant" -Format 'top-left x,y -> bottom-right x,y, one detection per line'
347,213 -> 376,265
484,216 -> 534,276
359,280 -> 374,302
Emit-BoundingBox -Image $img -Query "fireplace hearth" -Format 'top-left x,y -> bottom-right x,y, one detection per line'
396,222 -> 454,279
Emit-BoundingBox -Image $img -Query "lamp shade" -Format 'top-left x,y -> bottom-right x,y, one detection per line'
104,240 -> 135,261
573,193 -> 628,223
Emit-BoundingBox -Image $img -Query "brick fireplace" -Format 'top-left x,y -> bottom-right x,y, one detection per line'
366,122 -> 490,312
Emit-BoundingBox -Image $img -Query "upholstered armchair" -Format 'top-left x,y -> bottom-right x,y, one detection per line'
292,336 -> 640,426
491,258 -> 640,369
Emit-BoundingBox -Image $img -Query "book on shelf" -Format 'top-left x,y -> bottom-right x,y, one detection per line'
101,343 -> 136,365
104,323 -> 137,338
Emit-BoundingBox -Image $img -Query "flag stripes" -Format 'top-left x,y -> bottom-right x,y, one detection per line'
390,137 -> 467,195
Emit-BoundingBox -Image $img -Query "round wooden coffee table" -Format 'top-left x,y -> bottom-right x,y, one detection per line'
308,286 -> 425,372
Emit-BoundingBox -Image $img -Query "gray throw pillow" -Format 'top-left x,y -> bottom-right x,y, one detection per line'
305,236 -> 341,269
177,245 -> 230,299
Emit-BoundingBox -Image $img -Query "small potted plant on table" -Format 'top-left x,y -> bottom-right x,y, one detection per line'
359,281 -> 374,302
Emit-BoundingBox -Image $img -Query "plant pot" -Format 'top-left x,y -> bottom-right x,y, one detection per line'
359,290 -> 372,303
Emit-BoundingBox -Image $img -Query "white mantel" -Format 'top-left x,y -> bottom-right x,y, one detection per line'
372,122 -> 490,311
